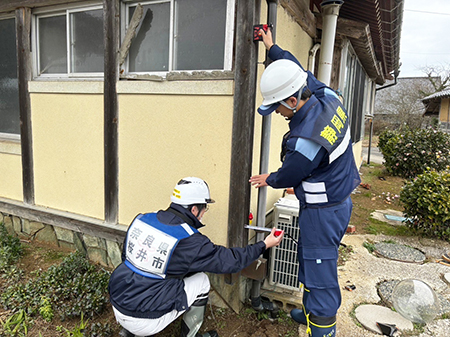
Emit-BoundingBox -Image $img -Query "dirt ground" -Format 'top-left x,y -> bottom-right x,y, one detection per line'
0,164 -> 411,337
1,241 -> 299,337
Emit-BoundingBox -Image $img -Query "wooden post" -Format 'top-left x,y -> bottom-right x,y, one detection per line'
103,0 -> 119,224
227,0 -> 260,252
16,7 -> 34,205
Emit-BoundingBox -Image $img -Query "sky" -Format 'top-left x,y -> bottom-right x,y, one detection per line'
398,0 -> 450,78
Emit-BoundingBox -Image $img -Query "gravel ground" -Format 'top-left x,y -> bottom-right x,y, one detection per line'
297,234 -> 450,336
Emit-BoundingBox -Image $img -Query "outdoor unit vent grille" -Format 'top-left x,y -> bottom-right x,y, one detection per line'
269,199 -> 301,291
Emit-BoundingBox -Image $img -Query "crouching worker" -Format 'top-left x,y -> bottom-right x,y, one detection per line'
108,177 -> 284,337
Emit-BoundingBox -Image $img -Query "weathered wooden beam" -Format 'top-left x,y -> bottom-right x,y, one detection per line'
103,0 -> 119,224
118,3 -> 143,68
16,7 -> 35,205
0,0 -> 81,13
317,15 -> 383,83
317,15 -> 367,40
279,0 -> 317,39
0,198 -> 126,242
227,0 -> 260,251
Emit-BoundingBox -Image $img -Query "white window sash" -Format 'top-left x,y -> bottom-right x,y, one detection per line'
123,0 -> 234,76
34,4 -> 104,79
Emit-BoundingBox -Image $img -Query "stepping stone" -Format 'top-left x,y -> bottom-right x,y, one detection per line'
374,242 -> 425,263
444,273 -> 450,285
355,304 -> 413,334
371,209 -> 408,227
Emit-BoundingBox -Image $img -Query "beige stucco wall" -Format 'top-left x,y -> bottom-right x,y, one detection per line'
117,81 -> 234,245
439,98 -> 450,123
251,4 -> 314,218
353,140 -> 364,168
0,141 -> 23,201
30,83 -> 104,220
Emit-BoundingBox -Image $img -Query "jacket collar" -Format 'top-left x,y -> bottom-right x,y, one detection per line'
289,95 -> 318,131
165,203 -> 205,229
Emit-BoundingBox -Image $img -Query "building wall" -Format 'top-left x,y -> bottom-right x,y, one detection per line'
30,82 -> 105,220
439,98 -> 450,123
0,141 -> 22,201
353,140 -> 363,168
117,81 -> 234,245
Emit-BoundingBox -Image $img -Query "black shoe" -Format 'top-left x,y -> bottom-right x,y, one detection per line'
119,327 -> 135,337
199,330 -> 219,337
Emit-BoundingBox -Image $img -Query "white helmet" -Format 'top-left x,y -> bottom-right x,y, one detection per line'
171,177 -> 215,206
258,59 -> 308,116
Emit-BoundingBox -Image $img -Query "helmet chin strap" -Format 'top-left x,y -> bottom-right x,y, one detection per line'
279,89 -> 302,115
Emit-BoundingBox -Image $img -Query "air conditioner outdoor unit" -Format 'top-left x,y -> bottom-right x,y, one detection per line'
268,195 -> 301,292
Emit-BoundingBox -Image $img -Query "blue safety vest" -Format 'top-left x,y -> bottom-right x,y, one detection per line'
290,92 -> 360,206
124,213 -> 198,279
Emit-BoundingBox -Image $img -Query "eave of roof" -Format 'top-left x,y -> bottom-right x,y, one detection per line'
312,0 -> 403,84
422,89 -> 450,103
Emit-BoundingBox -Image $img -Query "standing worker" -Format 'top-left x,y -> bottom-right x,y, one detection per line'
109,177 -> 284,337
250,29 -> 360,337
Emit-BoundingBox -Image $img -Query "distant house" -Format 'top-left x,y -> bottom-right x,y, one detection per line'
374,77 -> 440,129
0,0 -> 404,310
422,89 -> 450,132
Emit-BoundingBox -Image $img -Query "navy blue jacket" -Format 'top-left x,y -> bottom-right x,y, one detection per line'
266,45 -> 360,207
108,203 -> 266,319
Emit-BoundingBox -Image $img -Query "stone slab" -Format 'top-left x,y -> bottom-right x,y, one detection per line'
444,273 -> 450,285
355,304 -> 413,334
374,242 -> 425,263
371,209 -> 407,226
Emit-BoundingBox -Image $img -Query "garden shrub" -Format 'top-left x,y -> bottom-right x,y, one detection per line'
378,128 -> 450,179
400,169 -> 450,241
0,223 -> 23,272
1,251 -> 111,321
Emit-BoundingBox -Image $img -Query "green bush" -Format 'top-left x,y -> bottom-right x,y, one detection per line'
1,251 -> 111,321
400,169 -> 450,241
0,223 -> 23,272
378,128 -> 450,178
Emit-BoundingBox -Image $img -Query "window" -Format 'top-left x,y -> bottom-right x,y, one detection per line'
0,18 -> 20,136
34,5 -> 104,77
123,0 -> 232,75
342,48 -> 366,143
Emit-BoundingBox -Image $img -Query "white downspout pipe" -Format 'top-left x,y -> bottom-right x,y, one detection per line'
308,43 -> 321,72
317,0 -> 344,86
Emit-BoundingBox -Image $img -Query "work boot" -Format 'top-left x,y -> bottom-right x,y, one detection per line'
290,286 -> 309,325
251,296 -> 279,318
308,314 -> 336,337
180,304 -> 219,337
199,331 -> 219,337
119,327 -> 135,337
290,308 -> 307,325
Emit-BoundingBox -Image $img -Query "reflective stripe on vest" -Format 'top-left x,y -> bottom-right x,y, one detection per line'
329,128 -> 350,163
125,213 -> 197,279
302,181 -> 328,204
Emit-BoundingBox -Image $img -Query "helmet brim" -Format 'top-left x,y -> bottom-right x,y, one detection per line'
257,102 -> 280,116
206,198 -> 215,204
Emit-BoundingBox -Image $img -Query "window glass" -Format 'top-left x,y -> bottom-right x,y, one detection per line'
71,9 -> 104,73
174,0 -> 226,70
128,2 -> 170,72
0,18 -> 20,135
39,15 -> 67,74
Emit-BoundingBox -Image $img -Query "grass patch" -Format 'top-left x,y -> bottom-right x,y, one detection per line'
366,218 -> 414,236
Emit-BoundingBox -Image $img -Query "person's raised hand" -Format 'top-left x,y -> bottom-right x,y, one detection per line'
259,28 -> 274,51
